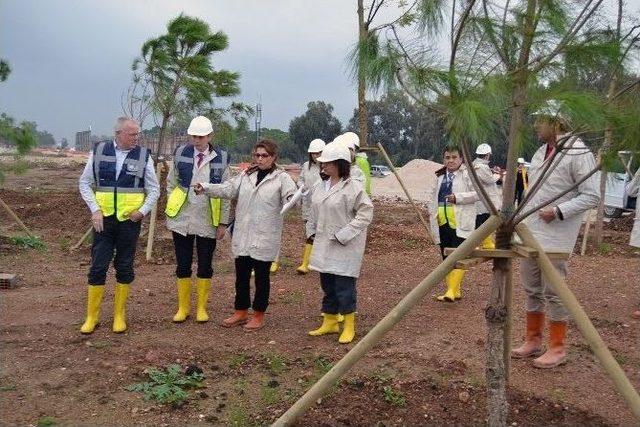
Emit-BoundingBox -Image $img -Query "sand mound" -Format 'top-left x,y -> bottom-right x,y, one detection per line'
372,158 -> 443,202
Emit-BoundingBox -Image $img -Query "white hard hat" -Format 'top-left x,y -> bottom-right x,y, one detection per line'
316,142 -> 351,163
307,138 -> 326,153
187,116 -> 213,136
517,157 -> 525,164
476,143 -> 492,155
532,100 -> 569,124
334,134 -> 356,150
342,132 -> 360,148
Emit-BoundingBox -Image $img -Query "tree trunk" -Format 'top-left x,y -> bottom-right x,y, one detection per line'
357,0 -> 368,147
156,114 -> 170,160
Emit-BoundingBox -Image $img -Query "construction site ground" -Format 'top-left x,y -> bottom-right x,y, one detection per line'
1,160 -> 639,426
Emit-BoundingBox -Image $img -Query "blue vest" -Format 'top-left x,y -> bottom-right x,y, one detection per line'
172,144 -> 228,187
92,141 -> 150,190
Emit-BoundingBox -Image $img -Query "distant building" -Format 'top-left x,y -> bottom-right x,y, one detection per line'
75,130 -> 91,152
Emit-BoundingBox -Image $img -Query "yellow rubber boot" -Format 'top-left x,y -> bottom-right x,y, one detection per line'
112,283 -> 130,333
296,244 -> 313,274
80,285 -> 105,334
172,278 -> 191,323
270,261 -> 279,273
436,269 -> 465,302
481,235 -> 496,249
308,313 -> 340,336
338,313 -> 356,344
195,278 -> 211,323
319,313 -> 345,322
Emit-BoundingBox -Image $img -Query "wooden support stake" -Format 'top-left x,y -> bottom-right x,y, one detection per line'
0,196 -> 34,238
273,216 -> 502,427
503,262 -> 513,383
377,142 -> 436,245
444,248 -> 521,258
70,226 -> 93,251
580,209 -> 594,256
516,223 -> 640,421
145,161 -> 162,261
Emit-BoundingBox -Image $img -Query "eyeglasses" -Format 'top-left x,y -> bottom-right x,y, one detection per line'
253,153 -> 271,159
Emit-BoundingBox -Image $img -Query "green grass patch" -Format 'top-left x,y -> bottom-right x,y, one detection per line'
229,353 -> 248,369
37,417 -> 56,427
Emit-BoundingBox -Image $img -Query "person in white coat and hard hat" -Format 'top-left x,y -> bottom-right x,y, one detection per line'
165,116 -> 231,324
342,131 -> 372,195
426,145 -> 479,302
306,142 -> 374,344
333,134 -> 366,186
295,138 -> 325,274
473,143 -> 501,248
194,139 -> 298,330
626,167 -> 640,319
511,100 -> 599,368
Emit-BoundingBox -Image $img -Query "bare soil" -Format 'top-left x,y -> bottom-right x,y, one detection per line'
1,165 -> 639,426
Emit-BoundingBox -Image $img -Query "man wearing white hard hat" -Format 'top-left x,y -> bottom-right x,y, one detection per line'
78,117 -> 159,334
342,131 -> 372,195
473,143 -> 501,249
295,138 -> 326,274
515,157 -> 528,207
512,100 -> 599,368
306,142 -> 373,344
165,115 -> 231,324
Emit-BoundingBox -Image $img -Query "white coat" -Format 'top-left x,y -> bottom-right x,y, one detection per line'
627,167 -> 640,248
166,151 -> 230,238
426,165 -> 479,245
523,135 -> 600,253
306,178 -> 373,278
201,168 -> 297,261
350,164 -> 365,184
298,161 -> 322,221
472,157 -> 502,215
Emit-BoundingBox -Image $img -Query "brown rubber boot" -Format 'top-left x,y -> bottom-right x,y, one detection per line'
511,311 -> 544,358
533,321 -> 567,369
244,311 -> 265,331
221,310 -> 249,327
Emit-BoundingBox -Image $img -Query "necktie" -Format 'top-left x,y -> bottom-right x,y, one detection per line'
197,153 -> 204,168
448,172 -> 454,191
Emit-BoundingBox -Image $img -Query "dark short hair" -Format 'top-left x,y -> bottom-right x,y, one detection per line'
308,153 -> 317,165
254,139 -> 278,158
443,145 -> 462,157
336,159 -> 351,179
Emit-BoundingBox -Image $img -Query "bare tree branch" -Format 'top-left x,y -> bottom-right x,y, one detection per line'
514,163 -> 601,224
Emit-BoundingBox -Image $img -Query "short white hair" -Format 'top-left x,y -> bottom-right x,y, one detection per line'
114,117 -> 138,133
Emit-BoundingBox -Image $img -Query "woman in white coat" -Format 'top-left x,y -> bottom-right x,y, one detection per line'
473,143 -> 502,249
627,167 -> 640,318
295,138 -> 325,274
306,142 -> 374,344
194,139 -> 297,330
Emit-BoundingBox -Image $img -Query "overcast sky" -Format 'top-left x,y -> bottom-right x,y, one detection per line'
2,0 -> 639,145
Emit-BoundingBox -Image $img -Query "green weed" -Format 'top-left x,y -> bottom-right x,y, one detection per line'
261,384 -> 279,405
597,242 -> 612,255
125,364 -> 204,405
264,353 -> 287,375
37,417 -> 56,427
227,404 -> 250,426
314,357 -> 333,376
383,385 -> 406,407
10,235 -> 46,251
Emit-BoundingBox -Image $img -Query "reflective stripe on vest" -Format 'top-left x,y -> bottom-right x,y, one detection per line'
165,144 -> 228,226
92,141 -> 148,221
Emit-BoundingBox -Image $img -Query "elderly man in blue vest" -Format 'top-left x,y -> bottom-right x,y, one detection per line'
78,117 -> 160,334
165,116 -> 230,324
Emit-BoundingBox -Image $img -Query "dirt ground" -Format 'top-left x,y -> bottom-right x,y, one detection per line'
1,164 -> 639,427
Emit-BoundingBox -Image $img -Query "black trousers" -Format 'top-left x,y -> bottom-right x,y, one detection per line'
476,213 -> 490,229
172,232 -> 217,279
438,223 -> 465,260
515,188 -> 524,206
320,273 -> 357,314
234,256 -> 271,312
88,215 -> 141,285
